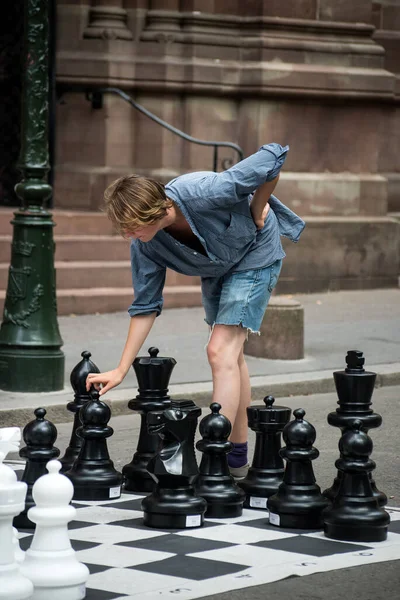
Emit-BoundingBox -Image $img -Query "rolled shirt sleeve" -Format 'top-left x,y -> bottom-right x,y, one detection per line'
128,241 -> 166,318
205,143 -> 289,206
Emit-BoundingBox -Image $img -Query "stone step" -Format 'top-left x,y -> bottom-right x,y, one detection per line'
0,209 -> 114,236
0,235 -> 130,262
0,285 -> 202,317
0,261 -> 201,290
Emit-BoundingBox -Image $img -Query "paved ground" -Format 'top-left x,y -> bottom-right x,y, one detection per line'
1,288 -> 400,427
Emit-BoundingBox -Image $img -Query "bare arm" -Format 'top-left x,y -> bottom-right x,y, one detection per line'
250,174 -> 280,229
86,312 -> 157,395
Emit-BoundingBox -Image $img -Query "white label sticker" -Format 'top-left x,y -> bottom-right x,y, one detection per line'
109,486 -> 121,499
186,514 -> 201,528
249,496 -> 268,509
269,512 -> 280,526
78,585 -> 86,599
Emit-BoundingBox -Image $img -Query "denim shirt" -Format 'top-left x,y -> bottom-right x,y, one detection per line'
128,143 -> 305,318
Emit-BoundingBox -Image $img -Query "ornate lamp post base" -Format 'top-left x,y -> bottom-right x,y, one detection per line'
0,1 -> 64,392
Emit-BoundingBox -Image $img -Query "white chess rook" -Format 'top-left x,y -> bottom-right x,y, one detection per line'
0,451 -> 34,600
20,460 -> 89,600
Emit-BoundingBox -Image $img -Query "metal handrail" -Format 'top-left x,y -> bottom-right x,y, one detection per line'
87,87 -> 244,172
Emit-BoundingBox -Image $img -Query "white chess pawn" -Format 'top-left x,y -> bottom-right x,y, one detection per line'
20,460 -> 89,600
0,451 -> 34,600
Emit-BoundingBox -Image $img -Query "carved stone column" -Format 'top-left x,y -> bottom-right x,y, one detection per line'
84,0 -> 133,40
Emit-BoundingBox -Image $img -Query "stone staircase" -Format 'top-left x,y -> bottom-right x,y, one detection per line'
0,209 -> 202,316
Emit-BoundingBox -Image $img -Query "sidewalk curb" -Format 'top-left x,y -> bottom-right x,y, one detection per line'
1,363 -> 399,428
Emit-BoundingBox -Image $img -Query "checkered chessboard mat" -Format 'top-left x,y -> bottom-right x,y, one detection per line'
14,488 -> 400,600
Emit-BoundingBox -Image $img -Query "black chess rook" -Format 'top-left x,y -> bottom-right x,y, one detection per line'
267,408 -> 330,529
195,402 -> 245,518
323,350 -> 387,506
65,389 -> 123,501
60,350 -> 100,473
142,400 -> 207,529
238,396 -> 291,509
123,347 -> 174,493
13,407 -> 60,530
323,419 -> 390,542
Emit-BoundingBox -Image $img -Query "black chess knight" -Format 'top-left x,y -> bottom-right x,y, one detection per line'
123,347 -> 174,492
65,389 -> 123,501
323,419 -> 390,542
195,403 -> 245,517
238,396 -> 291,509
60,350 -> 100,473
267,408 -> 330,529
14,408 -> 60,529
323,350 -> 387,506
142,400 -> 207,529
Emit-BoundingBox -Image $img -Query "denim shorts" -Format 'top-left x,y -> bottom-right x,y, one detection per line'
201,259 -> 283,334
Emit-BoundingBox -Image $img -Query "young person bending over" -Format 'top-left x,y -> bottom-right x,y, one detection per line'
86,143 -> 305,478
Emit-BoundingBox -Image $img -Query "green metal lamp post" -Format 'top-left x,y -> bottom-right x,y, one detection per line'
0,0 -> 64,392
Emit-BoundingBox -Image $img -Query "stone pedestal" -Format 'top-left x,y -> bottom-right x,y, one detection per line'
244,297 -> 304,360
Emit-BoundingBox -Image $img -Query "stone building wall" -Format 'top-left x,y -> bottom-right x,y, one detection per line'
54,0 -> 400,292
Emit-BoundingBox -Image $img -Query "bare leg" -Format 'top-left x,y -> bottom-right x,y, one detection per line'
230,348 -> 251,443
207,324 -> 248,435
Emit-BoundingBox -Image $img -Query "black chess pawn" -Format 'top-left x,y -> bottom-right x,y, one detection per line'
323,420 -> 390,542
323,350 -> 387,506
195,403 -> 245,518
65,389 -> 123,501
238,396 -> 291,509
123,347 -> 174,493
13,408 -> 60,529
142,400 -> 207,529
267,408 -> 330,529
60,350 -> 100,473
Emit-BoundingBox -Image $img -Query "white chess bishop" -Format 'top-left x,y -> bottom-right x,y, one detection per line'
0,451 -> 34,600
20,460 -> 89,600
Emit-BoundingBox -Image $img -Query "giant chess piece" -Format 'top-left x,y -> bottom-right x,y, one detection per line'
0,452 -> 34,600
238,396 -> 291,509
14,408 -> 60,529
60,350 -> 100,473
142,400 -> 207,529
267,408 -> 330,529
123,347 -> 174,492
323,350 -> 387,506
195,403 -> 245,517
323,420 -> 390,542
65,390 -> 123,501
20,460 -> 89,599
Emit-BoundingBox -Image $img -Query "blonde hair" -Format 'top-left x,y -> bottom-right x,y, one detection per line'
104,175 -> 173,235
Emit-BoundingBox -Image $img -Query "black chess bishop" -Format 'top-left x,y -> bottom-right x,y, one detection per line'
267,408 -> 330,529
60,350 -> 100,473
195,403 -> 245,517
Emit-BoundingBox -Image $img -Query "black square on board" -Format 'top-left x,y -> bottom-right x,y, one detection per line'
251,536 -> 371,557
235,518 -> 320,535
130,555 -> 248,580
85,588 -> 128,599
19,536 -> 33,551
389,521 -> 400,534
111,517 -> 218,532
85,563 -> 114,575
117,533 -> 237,555
69,520 -> 96,531
101,499 -> 144,511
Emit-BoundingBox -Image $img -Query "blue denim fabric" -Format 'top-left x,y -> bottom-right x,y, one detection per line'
128,143 -> 305,318
202,259 -> 283,333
